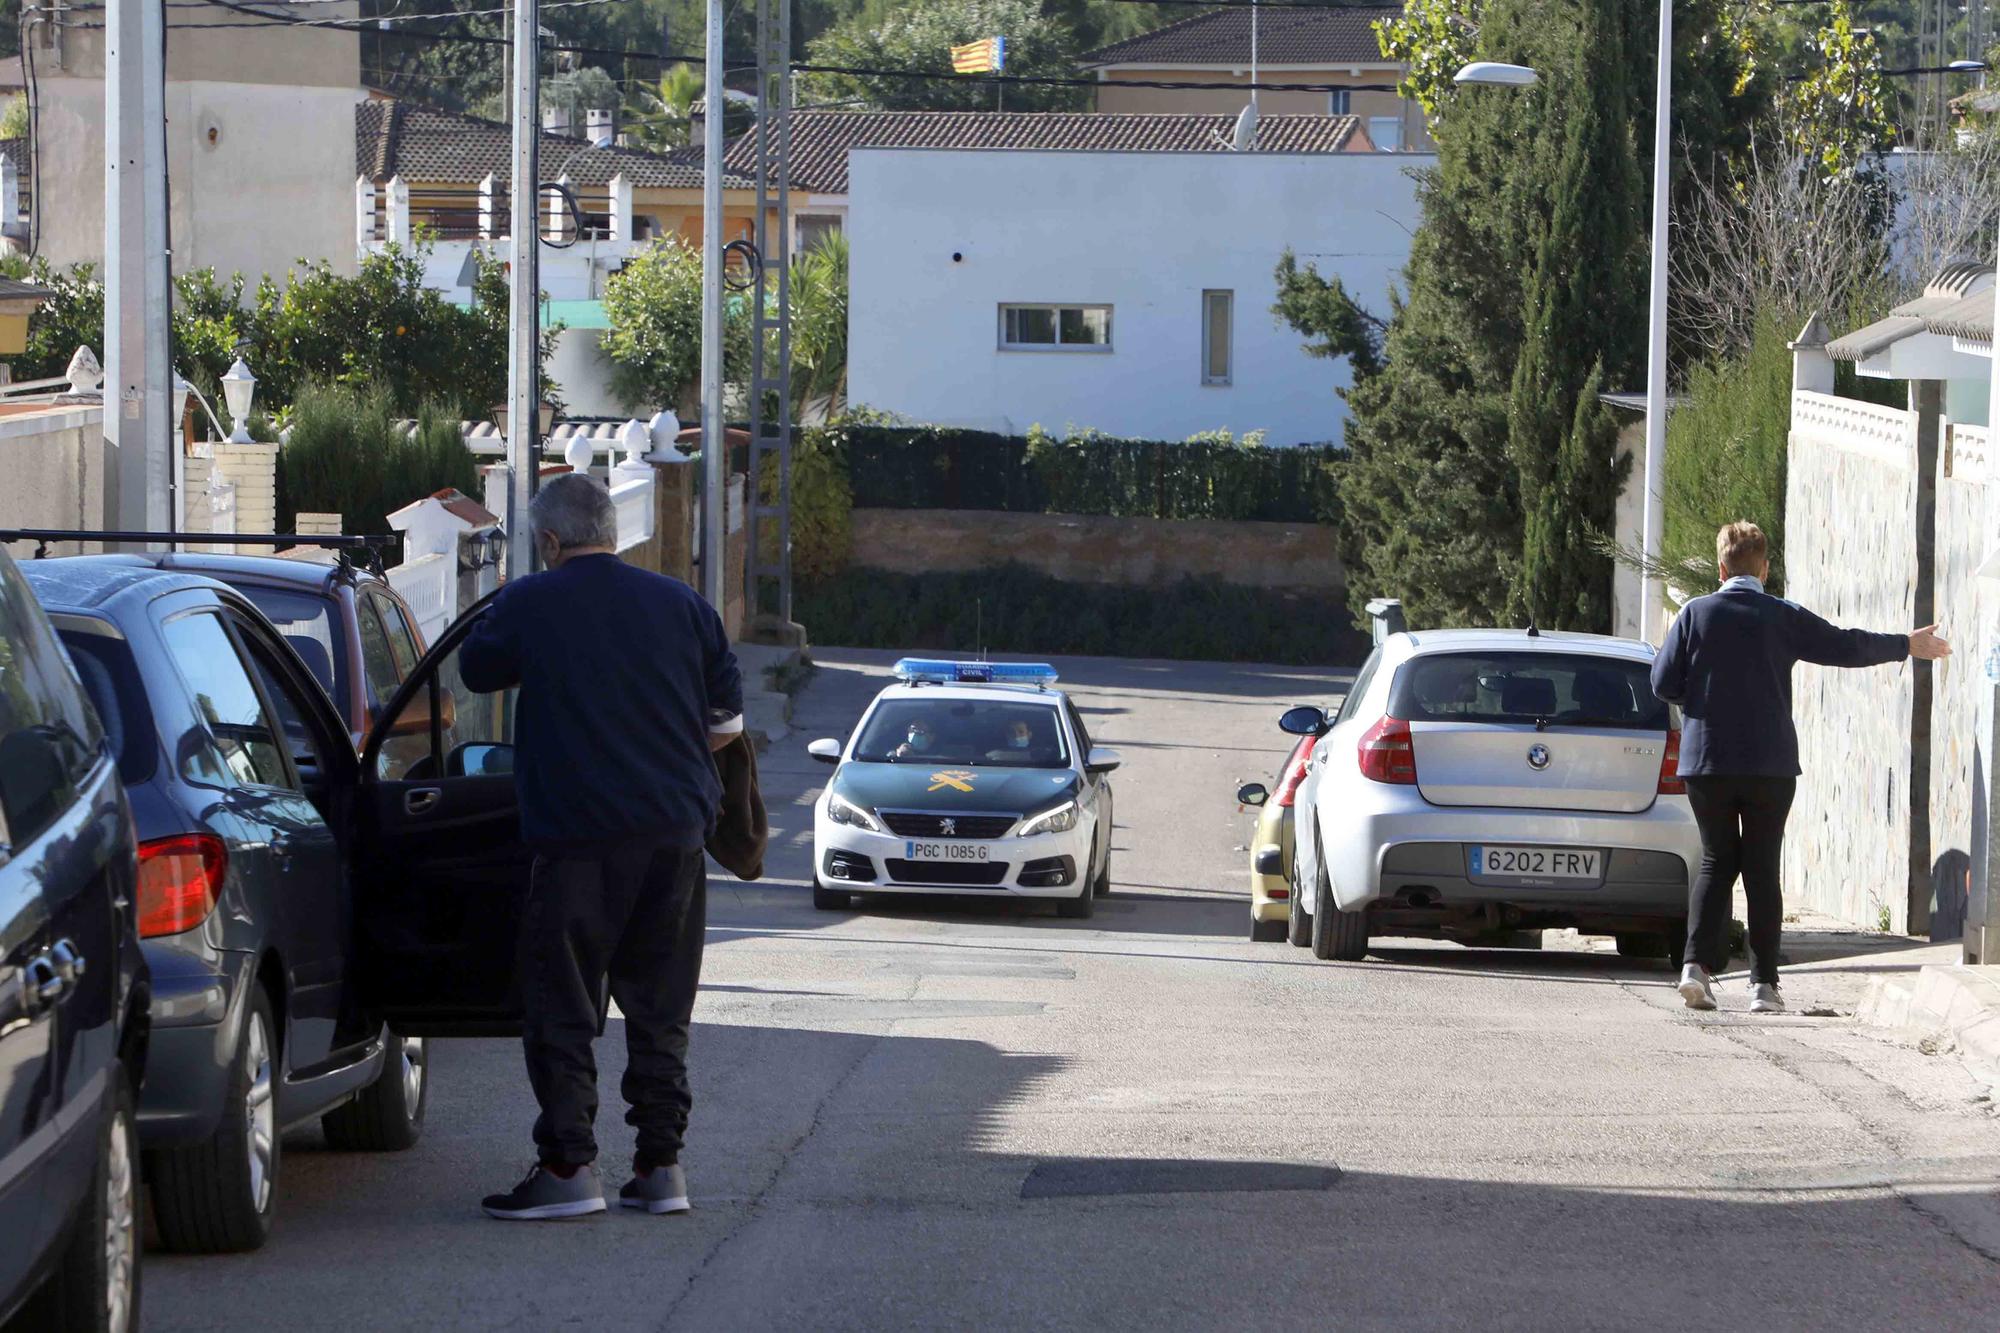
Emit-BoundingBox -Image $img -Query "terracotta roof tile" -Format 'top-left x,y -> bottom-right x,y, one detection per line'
355,99 -> 753,190
1082,7 -> 1398,67
726,110 -> 1365,196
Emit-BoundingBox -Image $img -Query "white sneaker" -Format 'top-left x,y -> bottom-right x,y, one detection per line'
1678,964 -> 1716,1011
1749,983 -> 1785,1014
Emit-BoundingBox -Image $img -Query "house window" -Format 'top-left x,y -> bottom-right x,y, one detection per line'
1369,115 -> 1403,152
1202,290 -> 1232,385
1329,89 -> 1352,116
1000,304 -> 1112,351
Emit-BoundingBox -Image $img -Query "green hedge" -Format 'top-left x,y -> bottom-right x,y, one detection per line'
823,419 -> 1341,523
795,566 -> 1369,666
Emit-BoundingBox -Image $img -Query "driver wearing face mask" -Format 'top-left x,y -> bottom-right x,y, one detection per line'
892,717 -> 939,759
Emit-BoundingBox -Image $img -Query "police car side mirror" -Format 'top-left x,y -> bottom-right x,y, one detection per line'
807,738 -> 842,764
1085,746 -> 1122,775
1278,704 -> 1328,737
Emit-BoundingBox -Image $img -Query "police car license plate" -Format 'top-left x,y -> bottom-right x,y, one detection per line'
905,841 -> 991,863
1468,845 -> 1602,883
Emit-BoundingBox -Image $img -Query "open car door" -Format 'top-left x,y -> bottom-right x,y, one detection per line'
354,593 -> 528,1035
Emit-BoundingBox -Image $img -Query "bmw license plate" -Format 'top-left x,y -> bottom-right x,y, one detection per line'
905,841 -> 991,863
1468,845 -> 1602,884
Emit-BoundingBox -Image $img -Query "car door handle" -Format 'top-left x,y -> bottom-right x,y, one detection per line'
404,788 -> 443,816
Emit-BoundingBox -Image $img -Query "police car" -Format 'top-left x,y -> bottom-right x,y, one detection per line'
808,659 -> 1121,918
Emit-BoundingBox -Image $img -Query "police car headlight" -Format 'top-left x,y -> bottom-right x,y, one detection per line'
1017,801 -> 1079,837
826,792 -> 883,833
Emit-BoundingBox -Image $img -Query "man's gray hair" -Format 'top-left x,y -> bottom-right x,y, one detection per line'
530,472 -> 619,551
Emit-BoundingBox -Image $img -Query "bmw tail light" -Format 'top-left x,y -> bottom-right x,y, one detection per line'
1357,716 -> 1417,785
1274,736 -> 1318,807
136,834 -> 227,938
1657,729 -> 1685,796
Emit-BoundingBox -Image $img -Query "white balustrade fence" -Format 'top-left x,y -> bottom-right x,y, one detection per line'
388,551 -> 455,644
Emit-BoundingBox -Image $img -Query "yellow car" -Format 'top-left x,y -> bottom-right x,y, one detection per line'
1237,731 -> 1318,943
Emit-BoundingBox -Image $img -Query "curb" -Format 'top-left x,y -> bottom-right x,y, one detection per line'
1858,964 -> 2000,1085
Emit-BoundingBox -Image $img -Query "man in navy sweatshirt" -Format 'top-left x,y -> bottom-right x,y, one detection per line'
459,473 -> 742,1221
1650,521 -> 1949,1014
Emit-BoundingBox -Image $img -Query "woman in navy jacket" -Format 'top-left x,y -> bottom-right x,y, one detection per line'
1650,522 -> 1950,1012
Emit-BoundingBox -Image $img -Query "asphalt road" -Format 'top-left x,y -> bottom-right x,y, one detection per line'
146,649 -> 2000,1330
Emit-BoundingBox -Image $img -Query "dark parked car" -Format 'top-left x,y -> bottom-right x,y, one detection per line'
0,547 -> 149,1331
20,558 -> 523,1253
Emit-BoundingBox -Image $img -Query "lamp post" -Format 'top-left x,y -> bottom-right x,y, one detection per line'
1458,15 -> 1674,642
220,356 -> 258,444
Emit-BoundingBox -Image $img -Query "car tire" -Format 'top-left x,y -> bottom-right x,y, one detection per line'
28,1069 -> 141,1333
322,1033 -> 427,1152
1056,882 -> 1095,919
1250,917 -> 1287,943
812,881 -> 850,911
1310,861 -> 1370,962
1616,930 -> 1680,963
1286,864 -> 1312,948
1093,844 -> 1113,898
149,988 -> 279,1254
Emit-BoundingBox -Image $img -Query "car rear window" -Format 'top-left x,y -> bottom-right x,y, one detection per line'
234,586 -> 349,715
1389,652 -> 1669,731
54,629 -> 158,788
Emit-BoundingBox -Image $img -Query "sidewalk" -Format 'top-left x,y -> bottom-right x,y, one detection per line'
734,640 -> 811,746
1857,958 -> 2000,1090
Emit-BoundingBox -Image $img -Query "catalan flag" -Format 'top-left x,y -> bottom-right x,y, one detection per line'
950,36 -> 1007,75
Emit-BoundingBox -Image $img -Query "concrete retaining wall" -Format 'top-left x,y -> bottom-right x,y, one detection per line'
1931,424 -> 1999,941
0,404 -> 111,551
848,508 -> 1343,592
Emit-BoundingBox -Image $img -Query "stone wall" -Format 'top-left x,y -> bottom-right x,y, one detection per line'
1784,390 -> 1926,931
848,508 -> 1344,593
1930,423 -> 1998,941
212,442 -> 278,535
0,404 -> 111,551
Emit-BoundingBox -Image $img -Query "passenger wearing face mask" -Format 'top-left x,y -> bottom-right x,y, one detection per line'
988,720 -> 1036,762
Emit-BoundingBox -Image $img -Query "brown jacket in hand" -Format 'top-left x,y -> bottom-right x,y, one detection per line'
707,733 -> 769,880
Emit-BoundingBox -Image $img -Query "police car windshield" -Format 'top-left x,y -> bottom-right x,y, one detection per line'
853,699 -> 1070,768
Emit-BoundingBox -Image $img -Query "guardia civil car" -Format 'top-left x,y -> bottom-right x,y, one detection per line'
808,660 -> 1120,918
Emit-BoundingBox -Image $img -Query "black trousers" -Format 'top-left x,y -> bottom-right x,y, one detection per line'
1682,775 -> 1797,985
519,838 -> 707,1169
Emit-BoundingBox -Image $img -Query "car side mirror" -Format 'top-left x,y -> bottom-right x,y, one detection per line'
1278,704 -> 1328,737
375,688 -> 458,740
807,738 -> 842,764
1237,782 -> 1269,807
1085,746 -> 1122,775
449,741 -> 515,776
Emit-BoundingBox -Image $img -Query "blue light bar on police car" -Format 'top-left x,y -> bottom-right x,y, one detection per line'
892,658 -> 1060,686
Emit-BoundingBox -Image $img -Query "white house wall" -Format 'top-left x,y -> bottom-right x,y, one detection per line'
39,77 -> 364,282
845,148 -> 1427,446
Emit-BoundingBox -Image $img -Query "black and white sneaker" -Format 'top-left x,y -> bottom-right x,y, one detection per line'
619,1163 -> 690,1215
481,1163 -> 606,1220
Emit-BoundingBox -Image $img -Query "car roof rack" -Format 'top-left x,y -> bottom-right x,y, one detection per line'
0,529 -> 395,577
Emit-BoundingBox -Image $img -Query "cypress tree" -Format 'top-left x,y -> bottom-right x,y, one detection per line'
1508,0 -> 1643,630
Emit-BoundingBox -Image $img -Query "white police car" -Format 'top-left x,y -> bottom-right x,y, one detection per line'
808,659 -> 1121,918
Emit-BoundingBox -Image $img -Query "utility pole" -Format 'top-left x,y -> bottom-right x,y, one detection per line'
504,0 -> 541,577
105,0 -> 173,538
1637,0 -> 1673,644
699,0 -> 726,609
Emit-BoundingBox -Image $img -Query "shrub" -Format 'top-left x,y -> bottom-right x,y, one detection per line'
276,383 -> 480,546
757,427 -> 854,580
794,566 -> 1369,666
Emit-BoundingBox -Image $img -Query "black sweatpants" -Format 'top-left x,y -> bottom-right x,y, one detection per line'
1682,775 -> 1797,985
519,837 -> 707,1169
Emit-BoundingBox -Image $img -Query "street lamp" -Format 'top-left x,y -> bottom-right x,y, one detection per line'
220,356 -> 258,444
489,399 -> 557,441
1458,26 -> 1674,642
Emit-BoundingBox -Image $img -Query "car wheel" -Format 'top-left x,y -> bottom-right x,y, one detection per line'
1250,917 -> 1287,943
1310,860 -> 1370,963
1616,930 -> 1680,963
1056,881 -> 1095,919
1286,863 -> 1313,948
149,987 -> 279,1253
812,881 -> 850,911
29,1068 -> 141,1333
322,1033 -> 427,1152
1093,844 -> 1113,898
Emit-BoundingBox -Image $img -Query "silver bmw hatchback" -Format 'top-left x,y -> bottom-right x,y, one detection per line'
1287,628 -> 1700,962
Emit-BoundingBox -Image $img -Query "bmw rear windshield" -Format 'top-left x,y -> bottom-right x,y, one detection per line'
1388,653 -> 1670,731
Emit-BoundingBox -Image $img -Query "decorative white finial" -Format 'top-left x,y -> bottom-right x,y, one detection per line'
563,432 -> 595,472
618,419 -> 648,465
65,345 -> 103,394
646,409 -> 684,462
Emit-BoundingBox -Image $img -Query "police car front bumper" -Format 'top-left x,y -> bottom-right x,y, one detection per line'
814,817 -> 1092,898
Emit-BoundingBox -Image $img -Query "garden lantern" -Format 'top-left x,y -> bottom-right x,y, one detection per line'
221,357 -> 257,443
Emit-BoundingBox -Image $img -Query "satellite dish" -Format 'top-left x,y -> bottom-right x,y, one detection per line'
1230,102 -> 1260,152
